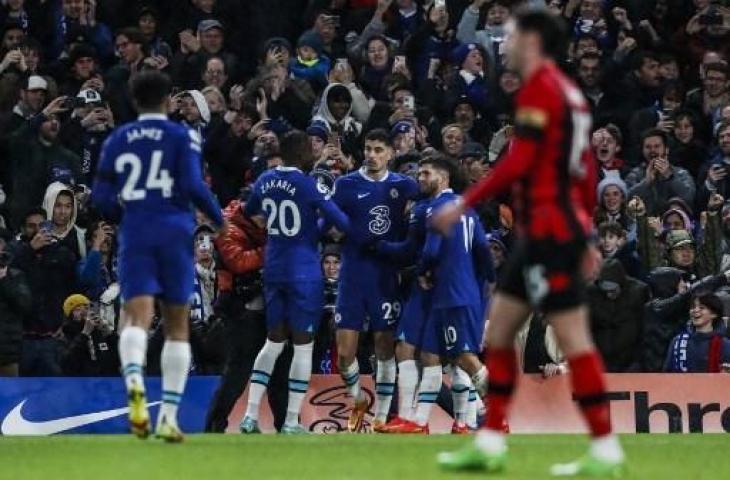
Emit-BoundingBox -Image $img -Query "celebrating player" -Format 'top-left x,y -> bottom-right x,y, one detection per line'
239,130 -> 350,434
390,155 -> 493,434
332,128 -> 418,432
434,8 -> 625,477
91,71 -> 224,442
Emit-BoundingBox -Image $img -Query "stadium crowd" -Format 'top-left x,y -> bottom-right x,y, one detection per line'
1,0 -> 730,404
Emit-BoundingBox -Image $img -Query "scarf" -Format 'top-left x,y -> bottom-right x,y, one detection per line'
297,56 -> 320,68
191,262 -> 216,326
670,332 -> 690,372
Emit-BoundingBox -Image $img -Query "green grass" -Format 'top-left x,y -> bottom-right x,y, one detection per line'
1,434 -> 728,480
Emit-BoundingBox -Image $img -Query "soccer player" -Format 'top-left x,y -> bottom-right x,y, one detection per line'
332,128 -> 418,432
434,8 -> 625,477
373,165 -> 433,430
390,155 -> 493,434
239,130 -> 350,434
91,71 -> 224,442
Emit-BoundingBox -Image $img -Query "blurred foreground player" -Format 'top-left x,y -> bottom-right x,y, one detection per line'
92,71 -> 224,442
433,8 -> 625,477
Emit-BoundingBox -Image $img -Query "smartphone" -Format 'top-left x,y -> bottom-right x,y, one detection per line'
40,220 -> 53,233
435,0 -> 446,10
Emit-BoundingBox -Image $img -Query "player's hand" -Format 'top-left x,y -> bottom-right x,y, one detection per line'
431,200 -> 464,235
418,272 -> 434,290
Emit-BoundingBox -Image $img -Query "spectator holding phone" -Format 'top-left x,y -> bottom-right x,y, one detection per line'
699,120 -> 730,205
312,82 -> 363,156
77,220 -> 116,300
0,237 -> 32,377
60,294 -> 119,376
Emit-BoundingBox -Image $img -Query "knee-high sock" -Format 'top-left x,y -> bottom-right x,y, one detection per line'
397,360 -> 419,421
285,342 -> 313,427
414,366 -> 442,426
340,358 -> 362,401
467,385 -> 478,428
484,347 -> 517,432
159,341 -> 191,423
119,326 -> 148,392
451,366 -> 471,424
568,351 -> 623,463
374,357 -> 397,423
245,339 -> 285,421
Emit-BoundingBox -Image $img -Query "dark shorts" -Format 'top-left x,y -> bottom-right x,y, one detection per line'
264,280 -> 323,334
498,238 -> 587,313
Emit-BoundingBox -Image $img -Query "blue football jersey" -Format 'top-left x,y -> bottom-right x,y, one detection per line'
245,166 -> 348,282
332,169 -> 418,285
92,114 -> 223,236
376,197 -> 430,266
422,190 -> 493,308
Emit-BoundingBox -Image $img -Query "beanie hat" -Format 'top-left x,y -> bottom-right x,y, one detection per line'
184,90 -> 211,124
665,229 -> 694,250
451,43 -> 480,68
306,121 -> 329,142
596,176 -> 627,203
68,43 -> 97,65
661,208 -> 692,232
297,30 -> 323,55
63,294 -> 91,317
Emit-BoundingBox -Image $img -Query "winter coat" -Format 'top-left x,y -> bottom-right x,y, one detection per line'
203,122 -> 253,207
60,325 -> 119,376
215,199 -> 266,290
627,166 -> 696,216
76,250 -> 116,300
312,82 -> 364,154
664,325 -> 730,373
289,55 -> 331,94
588,259 -> 650,372
6,122 -> 81,228
0,267 -> 32,364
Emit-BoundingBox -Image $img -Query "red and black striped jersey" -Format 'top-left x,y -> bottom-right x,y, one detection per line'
462,61 -> 596,243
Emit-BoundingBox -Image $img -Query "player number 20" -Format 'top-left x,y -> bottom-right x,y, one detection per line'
261,199 -> 301,237
115,150 -> 173,201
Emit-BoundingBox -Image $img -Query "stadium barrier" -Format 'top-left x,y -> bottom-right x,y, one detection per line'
2,375 -> 729,435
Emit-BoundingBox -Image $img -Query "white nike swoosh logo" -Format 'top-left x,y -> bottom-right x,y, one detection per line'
357,193 -> 370,199
1,399 -> 161,435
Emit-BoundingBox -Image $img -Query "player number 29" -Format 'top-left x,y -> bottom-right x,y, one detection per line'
381,301 -> 401,323
115,150 -> 173,201
261,199 -> 301,237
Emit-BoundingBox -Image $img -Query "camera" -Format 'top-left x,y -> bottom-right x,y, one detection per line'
62,97 -> 87,110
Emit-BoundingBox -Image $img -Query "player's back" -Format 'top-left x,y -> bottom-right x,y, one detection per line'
424,191 -> 486,309
100,115 -> 201,237
516,62 -> 595,242
248,167 -> 329,282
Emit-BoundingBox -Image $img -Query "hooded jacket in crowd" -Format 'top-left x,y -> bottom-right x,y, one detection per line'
42,182 -> 87,259
587,259 -> 650,372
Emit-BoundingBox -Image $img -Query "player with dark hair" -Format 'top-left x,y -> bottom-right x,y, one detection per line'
434,8 -> 625,477
332,128 -> 419,432
238,130 -> 350,434
92,70 -> 224,442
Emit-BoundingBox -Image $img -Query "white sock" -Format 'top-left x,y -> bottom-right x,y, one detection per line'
475,428 -> 507,455
119,326 -> 147,392
285,342 -> 313,427
245,339 -> 285,421
340,359 -> 361,401
590,435 -> 624,463
414,365 -> 442,426
467,386 -> 478,429
471,365 -> 488,397
159,340 -> 191,423
451,367 -> 471,424
397,360 -> 419,421
374,357 -> 397,423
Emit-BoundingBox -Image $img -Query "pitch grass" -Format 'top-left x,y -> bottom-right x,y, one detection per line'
1,434 -> 728,480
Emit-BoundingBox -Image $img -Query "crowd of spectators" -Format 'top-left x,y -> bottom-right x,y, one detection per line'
1,0 -> 730,380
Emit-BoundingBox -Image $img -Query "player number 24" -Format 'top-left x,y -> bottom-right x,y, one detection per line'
262,199 -> 301,237
115,150 -> 173,201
